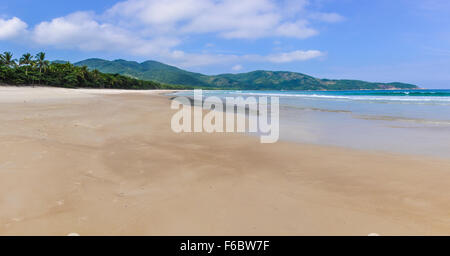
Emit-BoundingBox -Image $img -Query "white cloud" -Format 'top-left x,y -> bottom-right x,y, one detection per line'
179,0 -> 281,39
107,0 -> 210,26
232,64 -> 243,71
266,50 -> 324,63
0,17 -> 27,40
32,12 -> 179,55
0,0 -> 337,67
281,0 -> 309,17
275,20 -> 318,38
107,0 -> 327,39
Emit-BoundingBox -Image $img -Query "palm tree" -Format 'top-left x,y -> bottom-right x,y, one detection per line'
91,69 -> 104,88
109,76 -> 118,89
1,52 -> 17,68
35,52 -> 46,74
92,69 -> 100,80
19,53 -> 34,76
43,60 -> 50,71
35,52 -> 48,84
77,66 -> 88,80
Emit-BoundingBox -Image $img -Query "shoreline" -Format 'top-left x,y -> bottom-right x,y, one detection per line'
1,84 -> 425,92
1,87 -> 450,235
171,89 -> 450,159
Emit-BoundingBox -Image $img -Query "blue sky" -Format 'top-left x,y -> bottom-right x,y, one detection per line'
1,0 -> 449,88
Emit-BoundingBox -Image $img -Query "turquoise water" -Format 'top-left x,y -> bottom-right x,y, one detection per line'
172,90 -> 450,158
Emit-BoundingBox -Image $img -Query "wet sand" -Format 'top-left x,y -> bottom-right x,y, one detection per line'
1,86 -> 450,235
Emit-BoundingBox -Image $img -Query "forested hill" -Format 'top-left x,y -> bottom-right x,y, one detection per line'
0,52 -> 185,90
75,58 -> 420,90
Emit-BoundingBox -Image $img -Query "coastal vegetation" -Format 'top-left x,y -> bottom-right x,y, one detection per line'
0,52 -> 185,89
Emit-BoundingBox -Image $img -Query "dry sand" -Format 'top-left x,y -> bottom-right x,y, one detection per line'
1,86 -> 450,236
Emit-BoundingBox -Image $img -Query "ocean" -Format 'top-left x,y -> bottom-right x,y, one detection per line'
171,89 -> 450,158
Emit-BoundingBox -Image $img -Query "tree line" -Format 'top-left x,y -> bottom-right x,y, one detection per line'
0,52 -> 185,90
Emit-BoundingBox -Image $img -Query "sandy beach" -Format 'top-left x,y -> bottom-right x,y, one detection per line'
1,86 -> 450,236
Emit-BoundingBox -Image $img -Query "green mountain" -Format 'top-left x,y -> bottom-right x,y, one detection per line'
74,58 -> 420,90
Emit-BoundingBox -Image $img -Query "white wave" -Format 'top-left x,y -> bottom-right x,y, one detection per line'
222,92 -> 450,103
